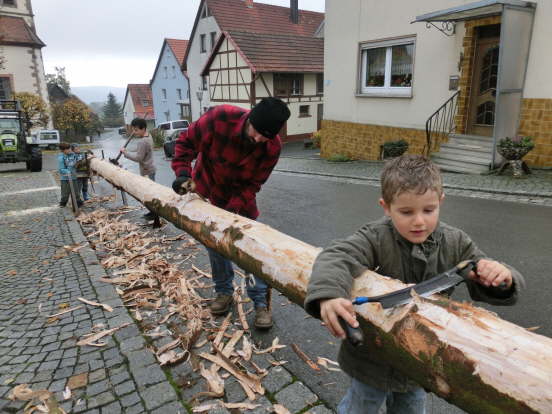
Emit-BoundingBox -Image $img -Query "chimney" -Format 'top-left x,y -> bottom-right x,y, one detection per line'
290,0 -> 299,24
245,0 -> 253,8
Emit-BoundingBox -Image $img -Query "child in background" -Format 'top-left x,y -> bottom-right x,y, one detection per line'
57,142 -> 82,208
71,143 -> 90,201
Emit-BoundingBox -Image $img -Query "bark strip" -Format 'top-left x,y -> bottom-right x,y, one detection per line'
90,158 -> 552,414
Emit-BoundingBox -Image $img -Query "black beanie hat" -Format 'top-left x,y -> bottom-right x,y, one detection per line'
248,97 -> 291,139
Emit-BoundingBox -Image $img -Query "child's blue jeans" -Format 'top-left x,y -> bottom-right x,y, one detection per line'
338,377 -> 426,414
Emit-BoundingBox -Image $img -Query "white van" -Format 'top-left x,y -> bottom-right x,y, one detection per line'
32,130 -> 60,149
157,120 -> 189,137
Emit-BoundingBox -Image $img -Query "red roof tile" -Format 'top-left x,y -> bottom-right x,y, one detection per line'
127,84 -> 155,120
166,38 -> 189,66
203,31 -> 323,75
207,0 -> 323,37
0,15 -> 45,48
184,0 -> 324,68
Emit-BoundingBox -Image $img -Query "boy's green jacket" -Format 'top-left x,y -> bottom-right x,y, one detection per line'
304,216 -> 524,392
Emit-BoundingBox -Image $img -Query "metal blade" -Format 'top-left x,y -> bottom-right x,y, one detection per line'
354,264 -> 473,309
378,273 -> 464,308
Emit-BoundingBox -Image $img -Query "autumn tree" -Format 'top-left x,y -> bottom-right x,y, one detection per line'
102,92 -> 123,127
52,98 -> 91,138
12,92 -> 50,128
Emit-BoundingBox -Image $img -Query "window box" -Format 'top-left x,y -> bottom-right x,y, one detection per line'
358,36 -> 415,98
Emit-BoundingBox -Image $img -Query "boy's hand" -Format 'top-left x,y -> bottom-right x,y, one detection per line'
469,259 -> 512,288
319,298 -> 358,339
119,147 -> 126,154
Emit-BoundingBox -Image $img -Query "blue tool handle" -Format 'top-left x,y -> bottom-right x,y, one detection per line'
338,316 -> 364,347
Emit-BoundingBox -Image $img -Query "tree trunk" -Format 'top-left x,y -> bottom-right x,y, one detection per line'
90,158 -> 552,414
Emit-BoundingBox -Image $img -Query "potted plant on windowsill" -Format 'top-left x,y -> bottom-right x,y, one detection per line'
381,139 -> 409,159
496,135 -> 534,177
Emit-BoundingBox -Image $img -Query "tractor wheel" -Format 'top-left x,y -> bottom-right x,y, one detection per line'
29,148 -> 42,172
29,156 -> 42,172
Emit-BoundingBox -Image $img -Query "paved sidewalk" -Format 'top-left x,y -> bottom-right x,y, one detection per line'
278,143 -> 552,206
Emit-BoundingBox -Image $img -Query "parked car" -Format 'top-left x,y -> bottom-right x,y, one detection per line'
157,120 -> 190,137
32,129 -> 60,149
163,128 -> 187,158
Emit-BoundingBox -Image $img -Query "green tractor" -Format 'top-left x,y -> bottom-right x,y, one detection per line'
0,99 -> 42,172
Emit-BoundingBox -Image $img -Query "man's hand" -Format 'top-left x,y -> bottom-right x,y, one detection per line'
319,298 -> 358,339
172,176 -> 195,195
119,147 -> 126,154
468,259 -> 513,288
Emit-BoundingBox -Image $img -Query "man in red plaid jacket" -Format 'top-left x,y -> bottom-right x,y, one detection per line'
171,97 -> 290,329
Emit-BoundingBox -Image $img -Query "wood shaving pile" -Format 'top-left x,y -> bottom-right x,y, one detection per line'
76,207 -> 289,404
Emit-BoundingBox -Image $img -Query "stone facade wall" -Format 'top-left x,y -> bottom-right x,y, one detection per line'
455,16 -> 502,134
518,98 -> 552,167
320,120 -> 426,160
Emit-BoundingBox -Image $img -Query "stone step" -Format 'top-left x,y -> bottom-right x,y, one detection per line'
438,144 -> 493,160
431,154 -> 491,174
448,134 -> 494,149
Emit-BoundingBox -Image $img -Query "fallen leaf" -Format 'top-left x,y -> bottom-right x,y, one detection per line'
46,317 -> 59,324
47,292 -> 53,298
77,297 -> 113,312
62,386 -> 71,400
291,343 -> 320,371
255,337 -> 286,354
273,404 -> 292,414
8,384 -> 50,401
3,378 -> 14,385
16,298 -> 27,305
67,373 -> 88,390
6,270 -> 17,276
47,306 -> 83,319
58,303 -> 70,309
76,323 -> 130,347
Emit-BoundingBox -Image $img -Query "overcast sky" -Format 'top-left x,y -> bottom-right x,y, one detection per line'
32,0 -> 325,88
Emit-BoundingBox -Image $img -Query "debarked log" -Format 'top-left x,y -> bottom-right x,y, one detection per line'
90,158 -> 552,414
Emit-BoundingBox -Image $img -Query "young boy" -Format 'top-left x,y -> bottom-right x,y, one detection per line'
120,117 -> 157,220
57,142 -> 83,208
71,143 -> 90,201
304,154 -> 524,414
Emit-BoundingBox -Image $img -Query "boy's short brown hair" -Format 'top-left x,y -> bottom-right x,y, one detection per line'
59,142 -> 70,150
380,154 -> 443,204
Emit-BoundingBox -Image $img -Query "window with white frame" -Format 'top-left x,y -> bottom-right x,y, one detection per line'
359,36 -> 415,97
163,66 -> 168,79
172,66 -> 176,78
177,89 -> 182,100
162,89 -> 167,100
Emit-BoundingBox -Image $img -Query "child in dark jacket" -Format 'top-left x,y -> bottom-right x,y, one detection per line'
57,142 -> 82,207
305,154 -> 524,414
71,143 -> 90,201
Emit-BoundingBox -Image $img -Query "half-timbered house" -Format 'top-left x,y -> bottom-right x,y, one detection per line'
184,0 -> 324,124
200,30 -> 324,142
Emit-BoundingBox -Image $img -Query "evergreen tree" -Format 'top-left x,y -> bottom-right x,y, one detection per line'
102,92 -> 123,127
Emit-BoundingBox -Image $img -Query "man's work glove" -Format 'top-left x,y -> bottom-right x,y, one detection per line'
172,175 -> 195,195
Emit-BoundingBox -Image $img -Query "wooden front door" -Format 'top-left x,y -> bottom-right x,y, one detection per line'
467,24 -> 501,137
317,103 -> 323,130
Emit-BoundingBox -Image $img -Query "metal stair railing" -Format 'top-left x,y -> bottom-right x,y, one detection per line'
425,91 -> 460,155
